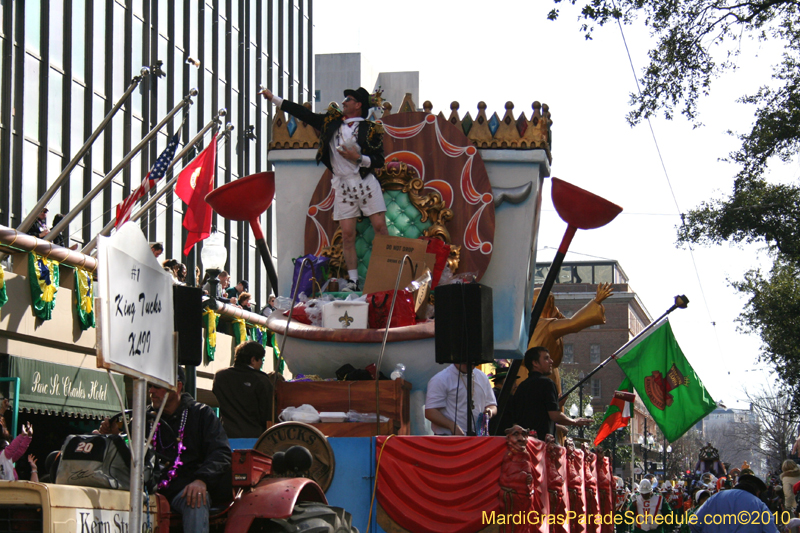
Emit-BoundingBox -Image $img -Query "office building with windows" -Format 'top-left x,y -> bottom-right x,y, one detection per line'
0,0 -> 313,309
534,260 -> 652,410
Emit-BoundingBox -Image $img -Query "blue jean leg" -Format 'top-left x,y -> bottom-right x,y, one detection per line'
170,491 -> 211,533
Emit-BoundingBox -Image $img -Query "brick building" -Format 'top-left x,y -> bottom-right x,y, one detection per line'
535,260 -> 652,411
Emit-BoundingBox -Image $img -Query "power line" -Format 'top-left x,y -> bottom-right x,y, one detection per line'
541,208 -> 677,217
537,247 -> 617,262
611,5 -> 723,358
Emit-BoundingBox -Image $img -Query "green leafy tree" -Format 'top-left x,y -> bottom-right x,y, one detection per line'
733,263 -> 800,402
548,0 -> 800,404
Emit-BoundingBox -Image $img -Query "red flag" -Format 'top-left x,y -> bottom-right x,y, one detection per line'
175,134 -> 217,256
594,377 -> 633,446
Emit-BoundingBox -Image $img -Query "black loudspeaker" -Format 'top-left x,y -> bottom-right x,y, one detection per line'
434,283 -> 494,365
173,285 -> 203,366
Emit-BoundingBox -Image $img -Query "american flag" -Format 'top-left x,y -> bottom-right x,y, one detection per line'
115,132 -> 181,227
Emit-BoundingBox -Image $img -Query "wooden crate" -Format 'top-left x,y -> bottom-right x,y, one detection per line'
275,379 -> 412,437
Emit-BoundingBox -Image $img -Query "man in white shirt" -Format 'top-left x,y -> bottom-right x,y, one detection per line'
425,364 -> 498,435
261,86 -> 388,292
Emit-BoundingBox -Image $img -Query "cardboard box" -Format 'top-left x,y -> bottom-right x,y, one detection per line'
363,235 -> 437,295
413,273 -> 432,319
321,300 -> 369,329
319,412 -> 348,423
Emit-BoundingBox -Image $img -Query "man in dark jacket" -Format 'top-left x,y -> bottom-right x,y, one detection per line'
212,341 -> 274,438
510,346 -> 592,440
149,367 -> 231,532
100,367 -> 231,533
261,86 -> 389,291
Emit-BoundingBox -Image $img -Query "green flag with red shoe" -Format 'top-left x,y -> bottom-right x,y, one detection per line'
614,317 -> 716,442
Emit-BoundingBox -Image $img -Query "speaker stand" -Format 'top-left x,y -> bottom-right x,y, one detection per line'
465,363 -> 476,436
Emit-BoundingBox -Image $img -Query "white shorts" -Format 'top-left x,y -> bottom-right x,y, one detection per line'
332,173 -> 387,221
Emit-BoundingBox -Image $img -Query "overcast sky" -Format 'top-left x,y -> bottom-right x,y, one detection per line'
312,1 -> 794,408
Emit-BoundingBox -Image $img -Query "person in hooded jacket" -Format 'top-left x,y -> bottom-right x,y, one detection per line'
213,341 -> 274,438
781,460 -> 800,516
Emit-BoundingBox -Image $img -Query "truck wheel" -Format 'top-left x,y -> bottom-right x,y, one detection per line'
249,501 -> 358,533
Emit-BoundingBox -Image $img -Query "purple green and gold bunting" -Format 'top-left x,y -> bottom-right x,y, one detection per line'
249,325 -> 269,348
250,325 -> 283,372
271,331 -> 284,373
75,268 -> 95,330
28,252 -> 60,320
203,307 -> 219,362
231,317 -> 248,345
0,265 -> 7,308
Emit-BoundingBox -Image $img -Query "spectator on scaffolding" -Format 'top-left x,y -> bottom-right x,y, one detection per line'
162,259 -> 181,284
226,280 -> 248,301
175,263 -> 187,285
237,292 -> 252,312
150,242 -> 164,258
50,214 -> 78,250
165,261 -> 187,286
261,295 -> 277,317
27,207 -> 49,239
203,270 -> 234,304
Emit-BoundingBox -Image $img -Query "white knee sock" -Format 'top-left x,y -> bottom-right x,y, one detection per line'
348,269 -> 358,281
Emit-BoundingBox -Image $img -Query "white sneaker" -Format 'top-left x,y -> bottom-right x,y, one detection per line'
342,279 -> 359,292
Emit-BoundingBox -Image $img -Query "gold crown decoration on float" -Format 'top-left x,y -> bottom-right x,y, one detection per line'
269,94 -> 553,161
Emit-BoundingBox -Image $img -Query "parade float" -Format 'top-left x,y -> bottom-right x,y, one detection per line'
0,94 -> 620,533
265,95 -> 550,435
247,95 -> 617,532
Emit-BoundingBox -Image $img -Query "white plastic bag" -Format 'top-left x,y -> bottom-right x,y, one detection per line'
303,299 -> 325,326
274,296 -> 294,311
346,410 -> 389,423
279,404 -> 321,423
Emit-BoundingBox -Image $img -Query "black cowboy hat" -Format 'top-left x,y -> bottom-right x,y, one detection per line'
344,87 -> 371,118
737,474 -> 767,492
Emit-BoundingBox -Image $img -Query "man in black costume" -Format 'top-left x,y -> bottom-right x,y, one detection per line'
262,86 -> 388,291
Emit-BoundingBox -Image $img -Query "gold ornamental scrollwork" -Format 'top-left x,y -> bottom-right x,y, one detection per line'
320,160 -> 461,275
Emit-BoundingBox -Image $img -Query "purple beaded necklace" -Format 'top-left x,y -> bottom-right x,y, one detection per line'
153,408 -> 188,490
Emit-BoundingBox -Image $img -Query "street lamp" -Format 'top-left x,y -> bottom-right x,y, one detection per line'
663,442 -> 672,478
609,426 -> 624,474
201,231 -> 228,301
576,372 -> 588,438
569,401 -> 593,439
638,424 -> 657,477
